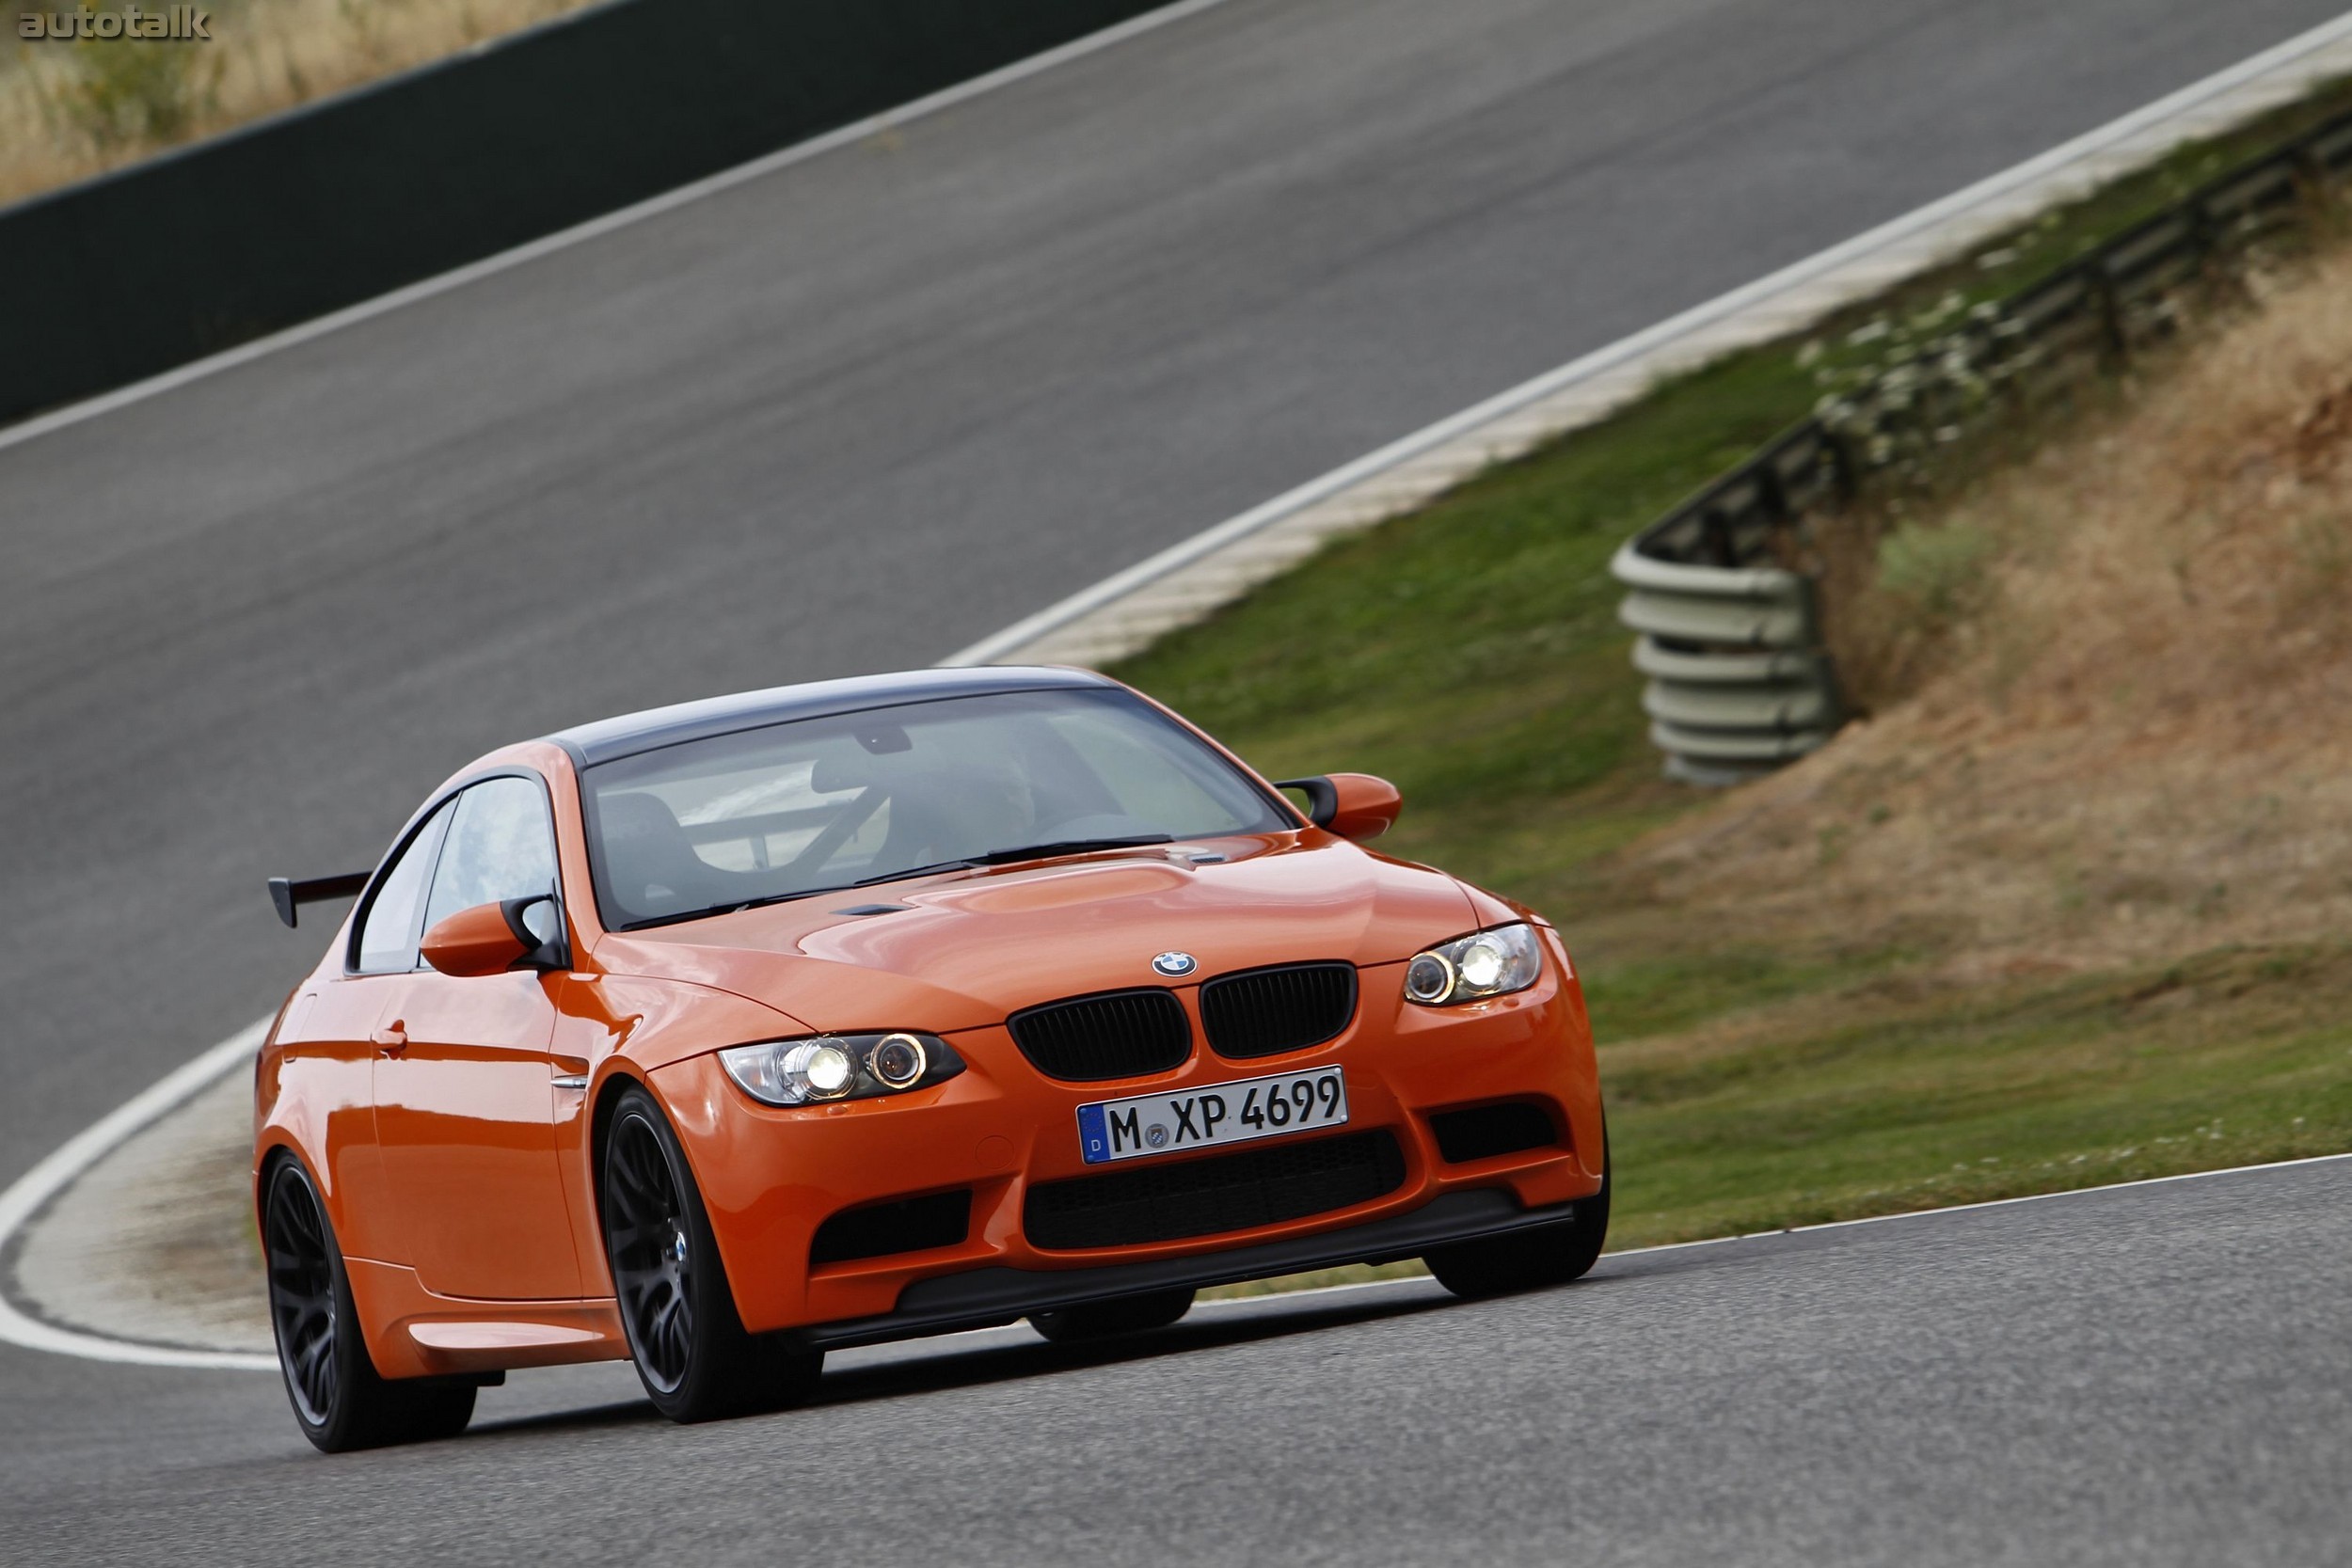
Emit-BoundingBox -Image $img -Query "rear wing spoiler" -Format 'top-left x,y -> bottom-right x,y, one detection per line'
267,872 -> 370,929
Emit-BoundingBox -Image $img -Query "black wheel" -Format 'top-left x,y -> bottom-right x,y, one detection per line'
600,1086 -> 821,1422
1425,1168 -> 1611,1301
262,1157 -> 475,1452
1029,1288 -> 1196,1344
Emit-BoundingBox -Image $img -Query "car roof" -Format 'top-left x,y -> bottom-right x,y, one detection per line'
545,665 -> 1118,767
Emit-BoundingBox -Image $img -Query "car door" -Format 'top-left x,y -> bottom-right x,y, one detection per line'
294,795 -> 456,1263
371,772 -> 583,1302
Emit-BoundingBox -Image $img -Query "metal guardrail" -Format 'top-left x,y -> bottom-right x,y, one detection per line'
1613,105 -> 2352,784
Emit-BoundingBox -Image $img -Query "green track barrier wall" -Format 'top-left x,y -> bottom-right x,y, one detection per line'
0,0 -> 1168,423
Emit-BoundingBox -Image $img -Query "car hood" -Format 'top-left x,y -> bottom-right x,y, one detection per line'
590,833 -> 1479,1034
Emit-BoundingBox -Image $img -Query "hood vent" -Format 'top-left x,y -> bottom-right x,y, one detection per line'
1008,989 -> 1192,1082
1200,962 -> 1357,1059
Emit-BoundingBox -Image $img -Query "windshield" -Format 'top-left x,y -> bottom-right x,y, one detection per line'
580,687 -> 1293,929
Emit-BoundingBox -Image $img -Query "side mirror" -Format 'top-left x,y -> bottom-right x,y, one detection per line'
421,895 -> 566,977
1273,773 -> 1403,842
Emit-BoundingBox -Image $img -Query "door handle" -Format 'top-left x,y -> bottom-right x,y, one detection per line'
371,1022 -> 408,1055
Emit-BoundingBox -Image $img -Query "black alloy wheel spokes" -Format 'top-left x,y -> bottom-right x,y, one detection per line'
265,1170 -> 339,1426
605,1117 -> 694,1393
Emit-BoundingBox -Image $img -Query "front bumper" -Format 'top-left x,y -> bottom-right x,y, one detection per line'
648,934 -> 1604,1338
782,1188 -> 1581,1351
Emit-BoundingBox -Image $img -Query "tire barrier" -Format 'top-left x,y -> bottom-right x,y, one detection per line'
0,0 -> 1170,426
1611,423 -> 1846,785
1613,104 -> 2352,784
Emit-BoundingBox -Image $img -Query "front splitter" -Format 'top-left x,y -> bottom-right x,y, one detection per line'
786,1188 -> 1576,1352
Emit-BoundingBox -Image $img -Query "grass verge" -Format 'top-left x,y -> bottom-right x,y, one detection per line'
1208,944 -> 2352,1298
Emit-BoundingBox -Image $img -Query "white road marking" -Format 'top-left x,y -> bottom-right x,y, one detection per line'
0,1022 -> 276,1370
5,1003 -> 2343,1373
944,7 -> 2352,667
868,1148 -> 2352,1355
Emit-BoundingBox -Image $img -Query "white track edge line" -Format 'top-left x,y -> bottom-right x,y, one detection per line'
828,1148 -> 2352,1341
8,1035 -> 2346,1370
941,6 -> 2352,665
1183,1149 -> 2352,1310
1192,1149 -> 2352,1307
0,1021 -> 277,1370
0,0 -> 1241,458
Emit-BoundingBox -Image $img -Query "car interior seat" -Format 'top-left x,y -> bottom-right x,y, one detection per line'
596,791 -> 718,924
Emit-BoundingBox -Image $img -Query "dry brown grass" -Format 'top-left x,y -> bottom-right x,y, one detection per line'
2,0 -> 597,207
1630,245 -> 2352,975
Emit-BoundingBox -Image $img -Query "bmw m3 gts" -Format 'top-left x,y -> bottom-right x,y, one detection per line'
256,667 -> 1608,1450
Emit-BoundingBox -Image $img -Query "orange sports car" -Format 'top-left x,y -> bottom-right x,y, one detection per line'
255,668 -> 1608,1450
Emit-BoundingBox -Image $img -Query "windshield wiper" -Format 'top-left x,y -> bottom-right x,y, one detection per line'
968,833 -> 1173,864
618,860 -> 981,929
768,842 -> 1160,904
710,858 -> 985,917
849,857 -> 981,886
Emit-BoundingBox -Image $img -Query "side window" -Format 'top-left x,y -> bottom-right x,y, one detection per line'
422,776 -> 559,937
354,800 -> 455,974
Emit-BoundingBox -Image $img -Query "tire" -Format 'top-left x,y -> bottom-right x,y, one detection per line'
599,1085 -> 822,1422
262,1156 -> 476,1453
1424,1169 -> 1611,1301
1029,1288 -> 1196,1344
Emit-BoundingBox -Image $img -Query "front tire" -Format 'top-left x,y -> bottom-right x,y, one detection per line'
1030,1288 -> 1196,1344
1424,1169 -> 1610,1300
262,1156 -> 475,1453
600,1085 -> 821,1423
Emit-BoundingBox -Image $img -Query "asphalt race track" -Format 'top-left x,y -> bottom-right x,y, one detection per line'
2,1162 -> 2344,1564
3,0 -> 2348,1557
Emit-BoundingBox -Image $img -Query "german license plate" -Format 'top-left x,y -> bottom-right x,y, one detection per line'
1076,1067 -> 1348,1164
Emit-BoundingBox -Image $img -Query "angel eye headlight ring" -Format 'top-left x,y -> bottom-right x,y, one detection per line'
1404,951 -> 1455,1005
867,1033 -> 928,1090
719,1032 -> 963,1107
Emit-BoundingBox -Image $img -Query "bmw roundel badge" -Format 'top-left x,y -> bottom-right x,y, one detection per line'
1152,951 -> 1198,977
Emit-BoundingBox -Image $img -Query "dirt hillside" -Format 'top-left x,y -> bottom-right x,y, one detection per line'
1630,245 -> 2352,975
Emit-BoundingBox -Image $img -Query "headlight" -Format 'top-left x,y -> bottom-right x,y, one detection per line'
719,1032 -> 964,1107
1403,924 -> 1543,1006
